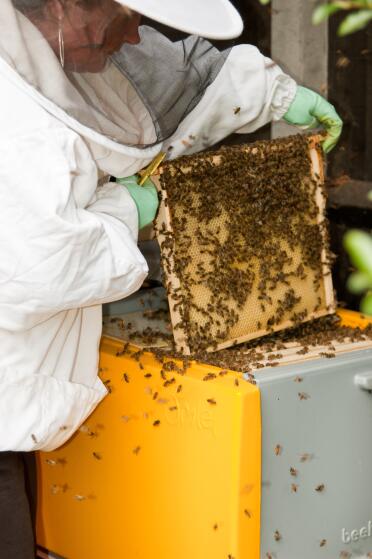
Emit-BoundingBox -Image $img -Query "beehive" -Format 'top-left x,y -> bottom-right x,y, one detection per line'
36,311 -> 372,559
152,134 -> 334,354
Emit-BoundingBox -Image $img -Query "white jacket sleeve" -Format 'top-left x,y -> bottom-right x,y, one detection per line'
0,127 -> 148,332
163,44 -> 297,158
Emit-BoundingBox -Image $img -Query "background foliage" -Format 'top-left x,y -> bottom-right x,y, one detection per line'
258,0 -> 372,35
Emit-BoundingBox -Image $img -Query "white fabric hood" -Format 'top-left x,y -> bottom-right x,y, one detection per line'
0,1 -> 234,176
0,0 -> 164,175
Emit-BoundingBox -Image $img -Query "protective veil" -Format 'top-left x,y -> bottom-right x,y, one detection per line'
0,0 -> 297,451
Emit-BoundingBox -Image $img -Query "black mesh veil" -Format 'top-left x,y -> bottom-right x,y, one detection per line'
111,26 -> 230,143
2,0 -> 230,152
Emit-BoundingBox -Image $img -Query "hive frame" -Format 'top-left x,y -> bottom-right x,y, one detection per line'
152,135 -> 334,355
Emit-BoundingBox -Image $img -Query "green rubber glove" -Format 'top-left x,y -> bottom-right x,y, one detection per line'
283,86 -> 343,153
117,175 -> 159,229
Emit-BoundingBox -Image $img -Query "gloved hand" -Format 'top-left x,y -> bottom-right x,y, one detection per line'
283,86 -> 343,153
117,175 -> 159,229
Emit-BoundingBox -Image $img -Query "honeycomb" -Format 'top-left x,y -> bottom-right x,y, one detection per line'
154,135 -> 334,354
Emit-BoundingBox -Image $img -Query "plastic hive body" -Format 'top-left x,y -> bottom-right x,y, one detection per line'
36,337 -> 261,559
257,311 -> 372,559
36,310 -> 372,559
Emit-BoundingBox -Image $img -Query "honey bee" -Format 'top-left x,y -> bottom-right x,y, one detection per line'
207,398 -> 217,405
289,467 -> 298,477
319,352 -> 336,359
133,446 -> 141,455
163,378 -> 176,387
177,385 -> 183,393
291,483 -> 298,493
244,509 -> 252,518
299,453 -> 313,462
50,484 -> 60,495
103,379 -> 112,393
92,452 -> 102,460
203,373 -> 216,381
234,107 -> 241,115
122,373 -> 130,383
153,420 -> 161,427
274,444 -> 282,456
116,342 -> 129,356
74,494 -> 87,502
274,530 -> 281,542
298,392 -> 310,400
319,539 -> 326,547
315,484 -> 325,493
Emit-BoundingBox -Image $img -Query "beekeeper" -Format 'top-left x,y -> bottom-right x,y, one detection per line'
0,0 -> 342,556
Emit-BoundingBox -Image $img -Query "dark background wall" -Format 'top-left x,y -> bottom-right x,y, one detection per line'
328,15 -> 372,182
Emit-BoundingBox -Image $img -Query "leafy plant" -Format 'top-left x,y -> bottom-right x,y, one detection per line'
258,0 -> 372,35
344,230 -> 372,315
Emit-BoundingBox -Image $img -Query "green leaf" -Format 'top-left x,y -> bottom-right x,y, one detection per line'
344,230 -> 372,275
313,4 -> 342,25
338,9 -> 372,35
347,271 -> 372,293
360,291 -> 372,316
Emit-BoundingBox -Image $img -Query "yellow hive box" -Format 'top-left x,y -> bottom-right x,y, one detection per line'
36,310 -> 372,559
36,337 -> 261,559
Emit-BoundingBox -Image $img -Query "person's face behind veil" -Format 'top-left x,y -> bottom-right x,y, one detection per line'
28,0 -> 141,73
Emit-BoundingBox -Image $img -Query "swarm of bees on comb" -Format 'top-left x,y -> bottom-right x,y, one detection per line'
155,134 -> 334,354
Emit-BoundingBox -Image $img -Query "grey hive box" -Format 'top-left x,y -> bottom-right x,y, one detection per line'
257,348 -> 372,559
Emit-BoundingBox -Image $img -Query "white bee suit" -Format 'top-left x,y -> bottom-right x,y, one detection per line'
0,0 -> 296,451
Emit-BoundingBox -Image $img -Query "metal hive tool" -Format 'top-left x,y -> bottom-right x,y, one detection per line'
152,134 -> 334,355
